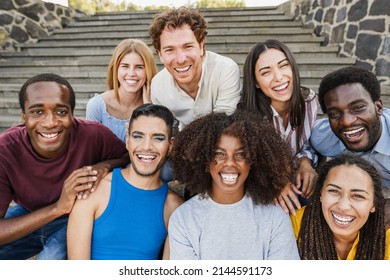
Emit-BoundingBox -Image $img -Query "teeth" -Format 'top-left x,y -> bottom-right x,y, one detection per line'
343,127 -> 364,138
332,212 -> 354,225
125,80 -> 137,85
40,132 -> 58,139
138,154 -> 156,161
175,66 -> 190,72
273,83 -> 288,91
220,173 -> 238,182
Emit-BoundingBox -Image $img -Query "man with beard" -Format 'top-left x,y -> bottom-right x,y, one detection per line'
0,73 -> 129,260
67,104 -> 183,259
148,7 -> 241,131
310,66 -> 390,226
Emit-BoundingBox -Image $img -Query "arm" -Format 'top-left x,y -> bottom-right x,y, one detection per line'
213,63 -> 242,115
274,182 -> 301,216
273,157 -> 317,216
67,191 -> 97,260
68,172 -> 111,260
167,205 -> 198,260
268,208 -> 300,260
162,189 -> 183,260
78,152 -> 129,199
0,166 -> 98,245
295,157 -> 317,198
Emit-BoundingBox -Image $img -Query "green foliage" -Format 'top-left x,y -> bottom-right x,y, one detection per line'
68,0 -> 246,13
69,0 -> 142,13
195,0 -> 246,8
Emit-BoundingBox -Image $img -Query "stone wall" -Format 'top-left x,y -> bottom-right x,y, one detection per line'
0,0 -> 85,52
279,0 -> 389,85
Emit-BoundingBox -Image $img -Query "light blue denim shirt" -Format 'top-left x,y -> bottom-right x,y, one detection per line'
310,108 -> 390,188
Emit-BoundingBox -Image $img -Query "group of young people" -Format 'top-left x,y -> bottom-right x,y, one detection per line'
0,7 -> 389,260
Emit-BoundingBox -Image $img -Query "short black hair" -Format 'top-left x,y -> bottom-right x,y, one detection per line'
129,103 -> 176,138
19,73 -> 76,113
318,66 -> 381,113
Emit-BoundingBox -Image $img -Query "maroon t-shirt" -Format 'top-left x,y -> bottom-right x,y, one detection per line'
0,118 -> 127,212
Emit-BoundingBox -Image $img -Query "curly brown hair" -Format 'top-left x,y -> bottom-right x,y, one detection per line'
170,111 -> 296,205
148,6 -> 208,53
298,155 -> 386,259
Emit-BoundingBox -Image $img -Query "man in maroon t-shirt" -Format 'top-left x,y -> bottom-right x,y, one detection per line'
0,73 -> 129,259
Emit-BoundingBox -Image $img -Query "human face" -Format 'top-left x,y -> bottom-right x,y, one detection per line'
157,24 -> 204,91
324,83 -> 383,152
255,48 -> 294,107
209,134 -> 250,204
118,52 -> 146,95
320,165 -> 375,242
127,116 -> 170,177
21,81 -> 73,159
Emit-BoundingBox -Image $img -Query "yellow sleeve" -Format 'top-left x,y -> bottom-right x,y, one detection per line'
290,207 -> 306,240
385,228 -> 390,260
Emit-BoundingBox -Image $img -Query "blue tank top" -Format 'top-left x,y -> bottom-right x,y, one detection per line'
91,168 -> 168,260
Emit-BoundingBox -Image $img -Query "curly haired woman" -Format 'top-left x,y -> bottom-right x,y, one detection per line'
168,110 -> 300,259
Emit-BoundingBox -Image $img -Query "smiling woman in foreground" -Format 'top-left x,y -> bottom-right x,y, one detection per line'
290,154 -> 390,259
168,111 -> 300,260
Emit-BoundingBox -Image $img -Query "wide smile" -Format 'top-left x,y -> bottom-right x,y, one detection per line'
125,79 -> 139,85
174,65 -> 191,74
331,211 -> 355,227
220,173 -> 239,185
272,82 -> 289,91
341,126 -> 366,142
136,153 -> 158,164
37,131 -> 61,142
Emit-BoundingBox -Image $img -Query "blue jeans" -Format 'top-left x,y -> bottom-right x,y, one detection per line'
0,205 -> 68,260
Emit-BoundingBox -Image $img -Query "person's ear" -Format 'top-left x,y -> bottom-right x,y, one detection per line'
375,99 -> 383,116
125,132 -> 130,151
199,40 -> 205,56
168,137 -> 174,155
370,205 -> 376,213
20,111 -> 26,124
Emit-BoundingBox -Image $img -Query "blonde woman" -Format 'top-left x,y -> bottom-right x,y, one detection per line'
86,38 -> 157,142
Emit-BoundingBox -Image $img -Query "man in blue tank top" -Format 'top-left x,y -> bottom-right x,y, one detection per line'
67,103 -> 183,260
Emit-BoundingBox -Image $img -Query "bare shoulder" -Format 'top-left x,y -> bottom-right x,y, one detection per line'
91,172 -> 113,197
101,90 -> 116,104
74,172 -> 113,209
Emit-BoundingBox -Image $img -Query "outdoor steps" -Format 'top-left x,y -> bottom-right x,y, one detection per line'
0,5 -> 383,133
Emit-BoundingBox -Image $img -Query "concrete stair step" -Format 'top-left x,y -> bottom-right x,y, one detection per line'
7,39 -> 325,57
62,20 -> 303,31
49,26 -> 312,36
0,84 -> 105,98
37,31 -> 322,42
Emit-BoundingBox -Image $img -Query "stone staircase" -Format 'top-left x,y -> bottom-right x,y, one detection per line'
0,6 -> 363,133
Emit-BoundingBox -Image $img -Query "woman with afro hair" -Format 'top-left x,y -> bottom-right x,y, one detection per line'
168,110 -> 300,259
290,155 -> 390,259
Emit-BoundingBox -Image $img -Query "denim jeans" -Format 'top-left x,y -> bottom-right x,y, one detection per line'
0,205 -> 68,260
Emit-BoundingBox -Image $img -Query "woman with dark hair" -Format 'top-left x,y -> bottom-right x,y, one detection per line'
168,110 -> 300,260
291,155 -> 390,259
238,39 -> 319,215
